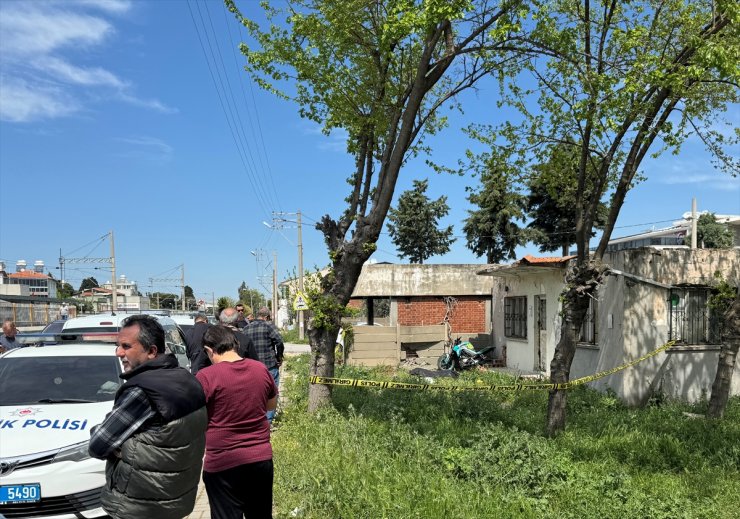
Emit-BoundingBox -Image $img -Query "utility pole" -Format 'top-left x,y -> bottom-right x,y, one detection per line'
297,210 -> 305,339
110,231 -> 117,314
181,264 -> 186,311
691,198 -> 698,249
272,251 -> 278,323
149,264 -> 184,311
268,211 -> 305,335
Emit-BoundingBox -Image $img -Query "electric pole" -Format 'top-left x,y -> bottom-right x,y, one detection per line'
110,231 -> 117,314
181,264 -> 186,311
272,251 -> 278,323
297,210 -> 305,339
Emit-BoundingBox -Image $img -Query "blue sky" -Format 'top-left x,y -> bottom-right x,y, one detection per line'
1,0 -> 738,302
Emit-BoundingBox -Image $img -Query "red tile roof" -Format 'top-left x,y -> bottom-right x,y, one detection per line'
9,270 -> 51,279
519,254 -> 576,265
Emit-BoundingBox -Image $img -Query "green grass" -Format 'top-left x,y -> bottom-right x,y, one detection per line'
271,355 -> 740,519
280,328 -> 310,344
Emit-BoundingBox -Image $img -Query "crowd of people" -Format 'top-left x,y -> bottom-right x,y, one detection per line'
87,307 -> 285,519
0,306 -> 283,517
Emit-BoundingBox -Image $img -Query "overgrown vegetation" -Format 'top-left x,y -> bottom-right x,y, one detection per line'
272,355 -> 740,518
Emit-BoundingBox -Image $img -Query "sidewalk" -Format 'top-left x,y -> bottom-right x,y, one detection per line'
186,344 -> 309,518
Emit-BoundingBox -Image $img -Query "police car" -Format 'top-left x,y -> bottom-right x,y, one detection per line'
0,341 -> 121,518
62,313 -> 190,370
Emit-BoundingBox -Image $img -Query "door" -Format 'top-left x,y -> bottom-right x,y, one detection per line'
535,296 -> 547,371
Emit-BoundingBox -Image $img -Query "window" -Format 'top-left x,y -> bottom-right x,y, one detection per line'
669,288 -> 721,345
579,297 -> 597,344
504,296 -> 527,339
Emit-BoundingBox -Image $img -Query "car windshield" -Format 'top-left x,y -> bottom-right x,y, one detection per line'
43,321 -> 66,333
0,356 -> 121,406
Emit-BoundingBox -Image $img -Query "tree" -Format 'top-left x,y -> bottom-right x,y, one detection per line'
387,179 -> 455,263
238,282 -> 265,312
463,154 -> 529,263
526,144 -> 609,256
687,212 -> 735,248
227,0 -> 527,410
79,277 -> 99,292
217,296 -> 236,316
56,281 -> 75,299
485,0 -> 738,435
707,273 -> 739,418
184,285 -> 194,299
151,292 -> 179,309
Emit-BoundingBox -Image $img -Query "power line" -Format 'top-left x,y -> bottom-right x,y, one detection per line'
186,0 -> 276,218
188,0 -> 284,219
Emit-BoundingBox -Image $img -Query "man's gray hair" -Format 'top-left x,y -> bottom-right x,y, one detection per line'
219,307 -> 238,325
257,306 -> 271,319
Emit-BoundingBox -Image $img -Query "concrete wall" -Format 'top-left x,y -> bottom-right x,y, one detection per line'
570,247 -> 740,405
491,269 -> 565,373
352,264 -> 498,297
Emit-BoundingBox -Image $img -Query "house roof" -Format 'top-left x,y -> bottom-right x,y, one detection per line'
519,254 -> 575,265
9,270 -> 51,280
351,263 -> 498,297
477,255 -> 574,278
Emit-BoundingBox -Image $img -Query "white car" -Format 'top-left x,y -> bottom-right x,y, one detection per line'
0,342 -> 121,518
169,313 -> 196,334
62,313 -> 190,370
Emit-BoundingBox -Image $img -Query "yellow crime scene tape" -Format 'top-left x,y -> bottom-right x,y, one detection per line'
309,340 -> 677,392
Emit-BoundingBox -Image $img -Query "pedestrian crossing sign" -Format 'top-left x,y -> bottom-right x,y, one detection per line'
293,292 -> 310,311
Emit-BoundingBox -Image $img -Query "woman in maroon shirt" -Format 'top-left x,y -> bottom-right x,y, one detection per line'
196,325 -> 278,519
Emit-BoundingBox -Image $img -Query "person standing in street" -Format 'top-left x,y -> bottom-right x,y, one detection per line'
234,303 -> 249,330
60,303 -> 69,320
219,307 -> 259,361
88,315 -> 207,519
196,325 -> 277,519
186,313 -> 212,375
243,307 -> 284,423
0,319 -> 20,352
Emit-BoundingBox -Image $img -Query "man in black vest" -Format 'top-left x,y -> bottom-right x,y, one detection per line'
89,315 -> 207,519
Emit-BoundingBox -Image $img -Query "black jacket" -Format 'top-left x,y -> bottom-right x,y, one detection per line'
185,321 -> 211,375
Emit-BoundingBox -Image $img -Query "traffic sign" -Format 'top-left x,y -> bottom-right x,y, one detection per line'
293,292 -> 309,311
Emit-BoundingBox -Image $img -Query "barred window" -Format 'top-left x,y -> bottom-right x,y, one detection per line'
504,296 -> 527,339
669,288 -> 721,345
579,297 -> 597,344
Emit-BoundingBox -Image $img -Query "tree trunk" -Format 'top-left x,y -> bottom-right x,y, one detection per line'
546,293 -> 589,436
307,325 -> 340,412
707,297 -> 740,418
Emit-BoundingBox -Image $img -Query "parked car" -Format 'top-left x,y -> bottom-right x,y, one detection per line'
0,341 -> 122,518
169,313 -> 195,334
62,313 -> 189,370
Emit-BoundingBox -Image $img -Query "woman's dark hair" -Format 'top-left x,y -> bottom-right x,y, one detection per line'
121,314 -> 165,354
203,325 -> 239,355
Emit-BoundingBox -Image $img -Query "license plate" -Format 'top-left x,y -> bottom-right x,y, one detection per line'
0,484 -> 41,504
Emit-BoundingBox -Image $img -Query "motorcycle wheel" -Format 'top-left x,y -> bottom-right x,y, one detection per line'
437,353 -> 453,370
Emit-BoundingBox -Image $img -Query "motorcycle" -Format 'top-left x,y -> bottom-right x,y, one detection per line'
437,337 -> 496,371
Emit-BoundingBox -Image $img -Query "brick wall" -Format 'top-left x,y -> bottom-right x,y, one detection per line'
397,296 -> 487,333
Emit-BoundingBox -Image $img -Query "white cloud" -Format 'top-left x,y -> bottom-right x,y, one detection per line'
660,173 -> 739,190
0,1 -> 173,123
0,77 -> 79,122
68,0 -> 133,14
117,93 -> 178,114
33,56 -> 127,88
115,136 -> 174,160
